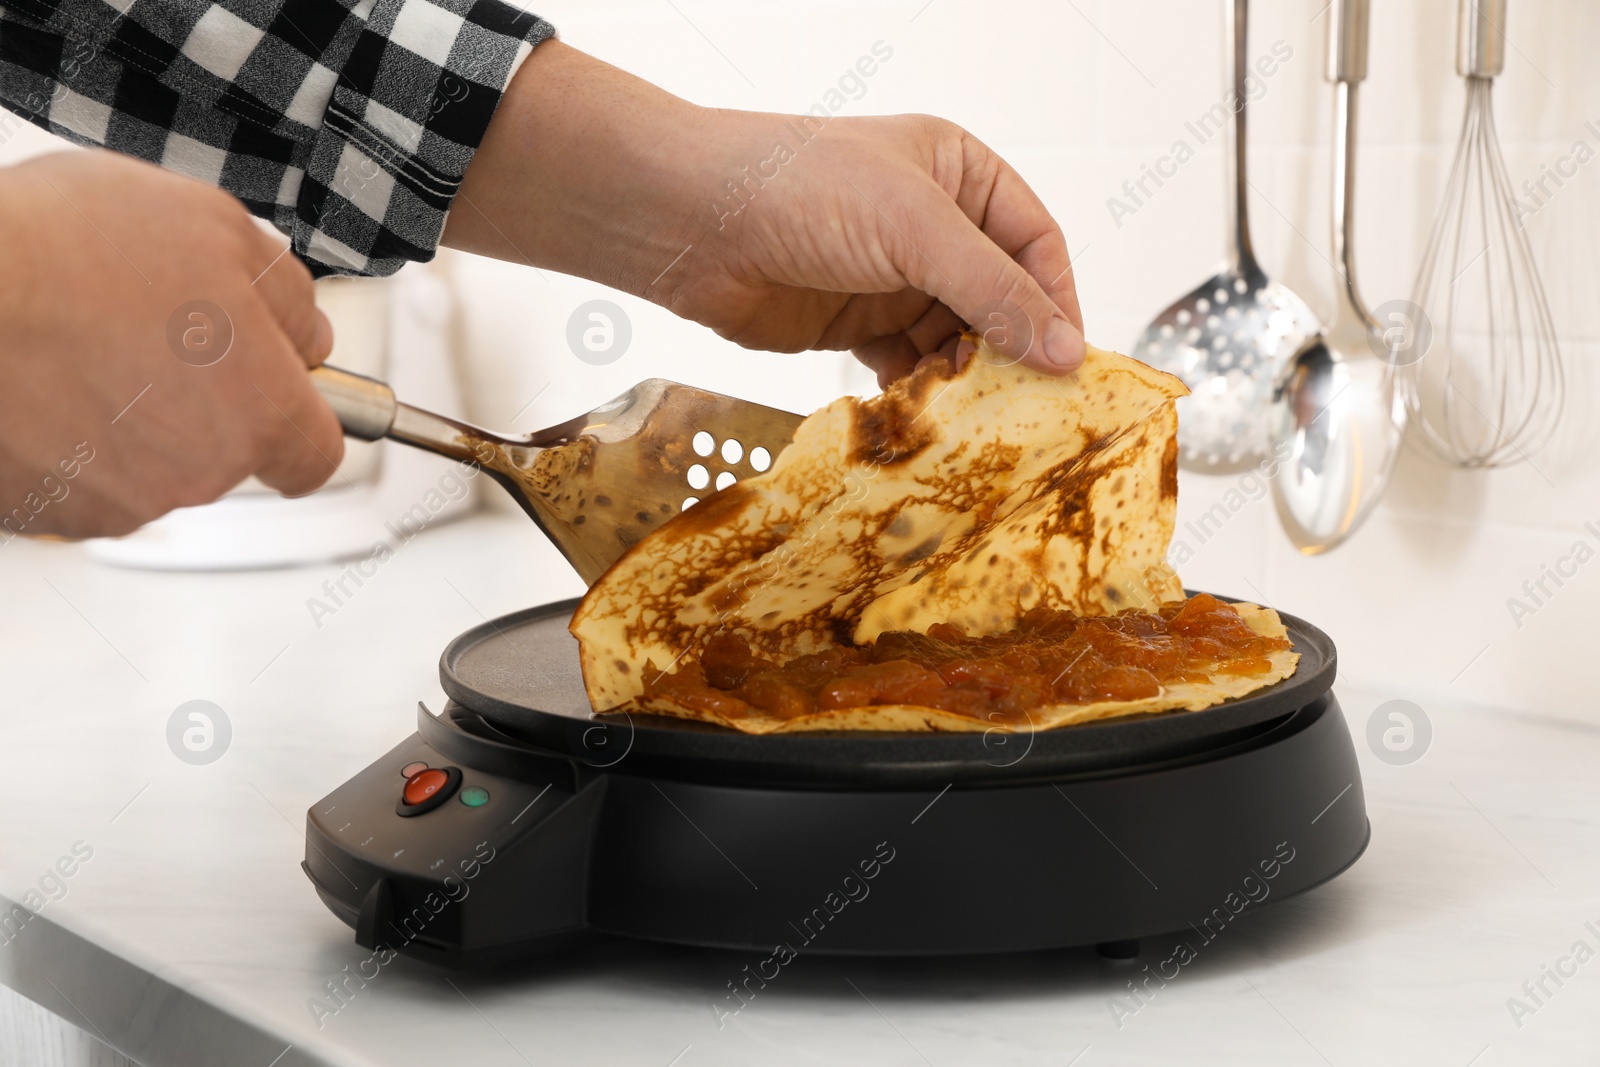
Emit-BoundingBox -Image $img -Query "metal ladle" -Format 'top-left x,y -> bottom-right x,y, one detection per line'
1134,0 -> 1319,474
1268,0 -> 1404,554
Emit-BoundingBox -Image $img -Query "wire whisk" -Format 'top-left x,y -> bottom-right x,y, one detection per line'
1402,0 -> 1564,468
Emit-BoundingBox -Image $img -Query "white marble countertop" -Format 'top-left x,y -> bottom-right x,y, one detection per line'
3,513 -> 1598,1066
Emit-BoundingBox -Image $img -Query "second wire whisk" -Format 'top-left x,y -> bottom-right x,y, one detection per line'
1403,0 -> 1564,468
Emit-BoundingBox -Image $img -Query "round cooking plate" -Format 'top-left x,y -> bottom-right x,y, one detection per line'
439,595 -> 1338,787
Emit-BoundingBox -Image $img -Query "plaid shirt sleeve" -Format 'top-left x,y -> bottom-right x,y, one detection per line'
0,0 -> 554,276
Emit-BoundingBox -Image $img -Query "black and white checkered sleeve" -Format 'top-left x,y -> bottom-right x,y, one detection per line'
0,0 -> 553,276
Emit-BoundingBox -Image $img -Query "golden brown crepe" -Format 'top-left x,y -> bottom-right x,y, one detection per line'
569,342 -> 1299,732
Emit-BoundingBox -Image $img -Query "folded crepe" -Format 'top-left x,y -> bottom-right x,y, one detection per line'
569,342 -> 1297,733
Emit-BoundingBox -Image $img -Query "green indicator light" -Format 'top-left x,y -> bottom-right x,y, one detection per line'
458,786 -> 490,808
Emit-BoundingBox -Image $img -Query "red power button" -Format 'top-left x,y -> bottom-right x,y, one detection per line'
396,765 -> 461,816
403,769 -> 450,806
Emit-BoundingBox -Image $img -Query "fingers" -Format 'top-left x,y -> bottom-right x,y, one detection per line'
814,287 -> 931,352
914,333 -> 968,376
307,307 -> 335,366
895,181 -> 1085,375
249,341 -> 346,497
853,333 -> 922,389
847,297 -> 967,388
904,301 -> 964,356
955,140 -> 1084,334
247,226 -> 333,368
235,227 -> 343,494
2,152 -> 352,541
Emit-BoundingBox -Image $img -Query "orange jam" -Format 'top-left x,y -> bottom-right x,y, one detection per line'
641,593 -> 1291,726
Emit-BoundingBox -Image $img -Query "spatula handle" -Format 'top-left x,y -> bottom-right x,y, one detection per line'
310,364 -> 507,466
310,365 -> 397,441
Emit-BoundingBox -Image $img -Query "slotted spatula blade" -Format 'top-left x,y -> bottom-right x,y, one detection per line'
311,366 -> 805,584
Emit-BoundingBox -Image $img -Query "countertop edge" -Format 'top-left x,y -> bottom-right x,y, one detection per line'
0,892 -> 351,1067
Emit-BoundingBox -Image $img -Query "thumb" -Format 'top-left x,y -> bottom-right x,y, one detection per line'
894,187 -> 1085,374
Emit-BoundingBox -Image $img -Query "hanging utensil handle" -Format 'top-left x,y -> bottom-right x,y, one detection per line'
309,365 -> 503,465
1457,0 -> 1506,78
1325,0 -> 1376,332
1325,0 -> 1369,83
1223,0 -> 1257,272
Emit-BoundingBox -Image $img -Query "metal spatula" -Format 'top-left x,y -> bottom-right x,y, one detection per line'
310,366 -> 805,584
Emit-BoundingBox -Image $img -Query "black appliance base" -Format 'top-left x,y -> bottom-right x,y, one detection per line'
304,693 -> 1368,968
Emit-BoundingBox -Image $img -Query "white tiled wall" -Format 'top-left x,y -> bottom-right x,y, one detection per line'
6,0 -> 1598,722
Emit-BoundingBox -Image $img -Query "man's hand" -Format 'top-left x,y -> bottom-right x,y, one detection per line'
446,42 -> 1085,387
0,151 -> 341,539
676,111 -> 1086,387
